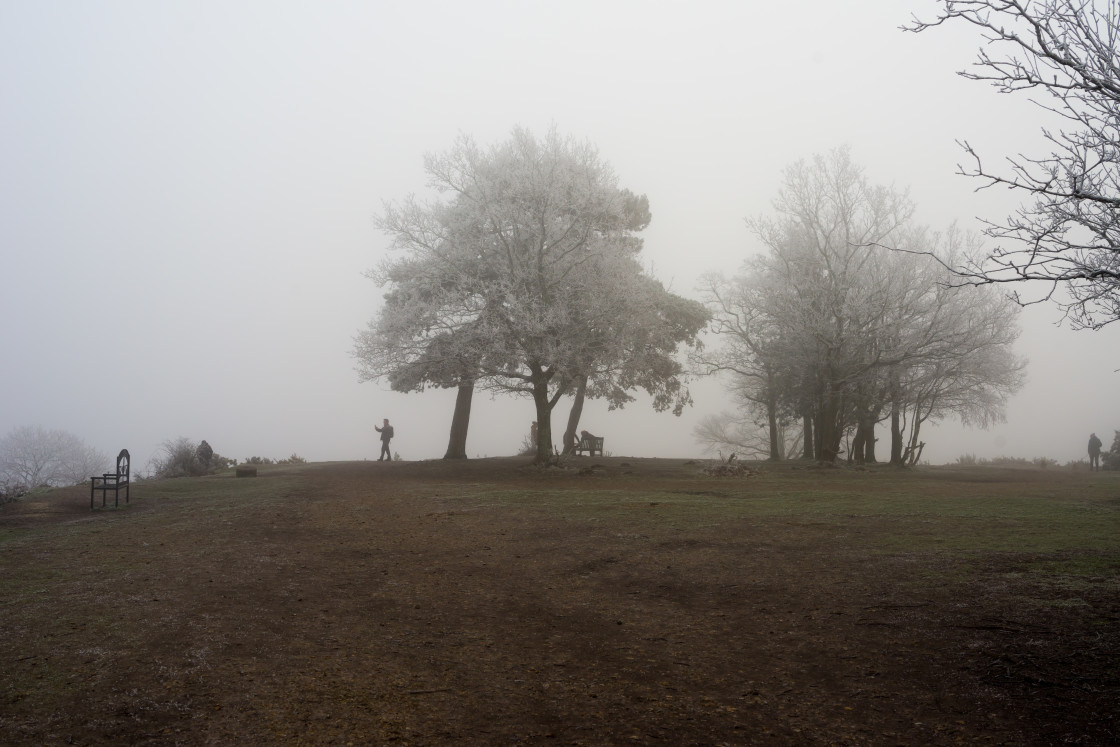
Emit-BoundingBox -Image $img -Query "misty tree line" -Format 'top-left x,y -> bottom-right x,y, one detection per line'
693,150 -> 1023,464
359,0 -> 1120,465
355,134 -> 1022,465
8,1 -> 1115,480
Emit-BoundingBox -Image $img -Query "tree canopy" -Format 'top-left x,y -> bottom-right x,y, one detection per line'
696,150 -> 1025,464
355,127 -> 707,461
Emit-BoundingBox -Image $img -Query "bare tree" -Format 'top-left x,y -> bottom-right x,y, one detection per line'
893,227 -> 1026,460
0,425 -> 107,488
750,149 -> 915,462
693,408 -> 803,461
695,269 -> 796,460
699,151 -> 1024,464
907,0 -> 1120,329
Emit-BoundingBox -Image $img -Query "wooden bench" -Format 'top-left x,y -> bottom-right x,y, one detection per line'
91,449 -> 130,509
575,434 -> 604,457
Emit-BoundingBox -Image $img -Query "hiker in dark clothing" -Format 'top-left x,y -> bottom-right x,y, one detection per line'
1089,433 -> 1103,471
375,418 -> 394,461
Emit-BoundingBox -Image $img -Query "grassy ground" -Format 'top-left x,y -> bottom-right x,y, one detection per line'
1,458 -> 1117,745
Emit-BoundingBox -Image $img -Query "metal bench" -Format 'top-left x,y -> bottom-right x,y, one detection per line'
91,449 -> 130,509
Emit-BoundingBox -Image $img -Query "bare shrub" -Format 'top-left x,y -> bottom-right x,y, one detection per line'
701,453 -> 759,477
152,438 -> 201,479
0,483 -> 29,504
0,425 -> 108,488
517,434 -> 536,457
152,438 -> 232,478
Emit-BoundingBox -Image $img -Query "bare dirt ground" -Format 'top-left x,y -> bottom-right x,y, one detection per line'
1,458 -> 1117,745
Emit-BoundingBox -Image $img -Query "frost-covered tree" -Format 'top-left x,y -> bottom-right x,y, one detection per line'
907,0 -> 1120,329
695,268 -> 801,460
353,263 -> 490,459
0,425 -> 107,488
558,256 -> 708,455
749,149 -> 915,461
356,127 -> 706,462
699,150 -> 1024,463
881,228 -> 1026,464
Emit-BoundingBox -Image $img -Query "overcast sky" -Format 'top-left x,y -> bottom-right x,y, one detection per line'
2,1 -> 1116,470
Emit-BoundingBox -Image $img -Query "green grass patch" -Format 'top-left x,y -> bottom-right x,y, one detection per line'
458,474 -> 1120,558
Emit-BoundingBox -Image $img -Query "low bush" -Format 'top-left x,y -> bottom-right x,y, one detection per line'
152,438 -> 233,478
1103,430 -> 1120,471
0,483 -> 29,505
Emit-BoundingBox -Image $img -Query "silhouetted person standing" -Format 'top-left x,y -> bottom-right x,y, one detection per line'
196,440 -> 213,469
376,418 -> 394,462
1088,432 -> 1103,471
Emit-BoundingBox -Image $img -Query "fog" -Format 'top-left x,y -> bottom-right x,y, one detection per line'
2,1 -> 1116,472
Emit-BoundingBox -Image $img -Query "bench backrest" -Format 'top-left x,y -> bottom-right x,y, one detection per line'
115,449 -> 130,480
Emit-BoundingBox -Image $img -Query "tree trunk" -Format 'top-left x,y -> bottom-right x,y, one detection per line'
851,409 -> 877,465
890,402 -> 904,465
531,366 -> 555,463
802,413 -> 815,460
817,391 -> 843,463
905,419 -> 924,466
561,374 -> 588,456
766,405 -> 780,460
851,426 -> 865,465
863,406 -> 880,463
814,406 -> 825,462
888,371 -> 904,465
442,380 -> 474,459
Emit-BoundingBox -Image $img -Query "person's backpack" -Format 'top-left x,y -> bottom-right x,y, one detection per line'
386,425 -> 395,439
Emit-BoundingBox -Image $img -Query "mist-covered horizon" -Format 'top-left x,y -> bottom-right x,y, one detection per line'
2,1 -> 1117,474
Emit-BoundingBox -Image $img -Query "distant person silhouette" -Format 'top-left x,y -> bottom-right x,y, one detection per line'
1088,432 -> 1103,471
375,418 -> 394,462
